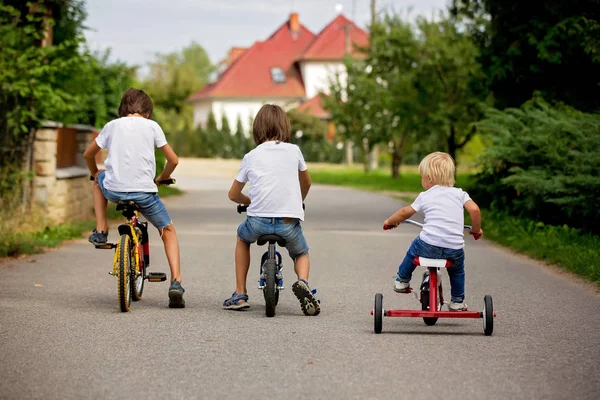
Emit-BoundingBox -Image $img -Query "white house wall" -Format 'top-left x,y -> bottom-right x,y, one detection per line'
192,100 -> 212,128
300,61 -> 347,99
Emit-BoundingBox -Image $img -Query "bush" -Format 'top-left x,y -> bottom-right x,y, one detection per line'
471,99 -> 600,233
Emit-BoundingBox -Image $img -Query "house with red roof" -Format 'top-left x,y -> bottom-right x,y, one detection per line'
187,12 -> 368,133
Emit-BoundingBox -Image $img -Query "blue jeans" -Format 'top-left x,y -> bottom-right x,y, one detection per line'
237,216 -> 309,260
397,236 -> 465,302
97,171 -> 172,230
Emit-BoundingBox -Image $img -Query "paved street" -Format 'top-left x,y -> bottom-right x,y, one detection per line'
1,159 -> 599,400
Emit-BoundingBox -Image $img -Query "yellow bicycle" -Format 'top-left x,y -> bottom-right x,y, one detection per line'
93,178 -> 175,312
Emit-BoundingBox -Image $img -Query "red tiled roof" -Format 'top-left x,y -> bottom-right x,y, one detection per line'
300,14 -> 369,61
297,94 -> 330,119
188,19 -> 315,101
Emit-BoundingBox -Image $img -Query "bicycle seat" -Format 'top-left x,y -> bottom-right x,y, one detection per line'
413,257 -> 453,268
257,235 -> 286,247
116,201 -> 139,212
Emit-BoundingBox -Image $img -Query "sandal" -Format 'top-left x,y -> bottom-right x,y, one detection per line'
223,292 -> 250,310
292,279 -> 321,316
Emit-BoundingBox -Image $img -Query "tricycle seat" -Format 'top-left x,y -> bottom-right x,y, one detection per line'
413,256 -> 453,268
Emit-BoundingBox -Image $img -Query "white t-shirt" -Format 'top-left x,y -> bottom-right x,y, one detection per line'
410,185 -> 472,249
236,141 -> 307,220
95,116 -> 167,192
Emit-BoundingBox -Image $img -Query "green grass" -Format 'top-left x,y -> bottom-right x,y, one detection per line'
310,165 -> 600,284
310,166 -> 474,194
481,211 -> 600,284
0,185 -> 183,258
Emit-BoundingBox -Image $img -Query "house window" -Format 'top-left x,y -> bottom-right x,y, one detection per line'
271,67 -> 286,83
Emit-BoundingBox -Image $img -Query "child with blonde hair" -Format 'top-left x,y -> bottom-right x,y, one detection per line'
383,152 -> 482,311
223,104 -> 320,316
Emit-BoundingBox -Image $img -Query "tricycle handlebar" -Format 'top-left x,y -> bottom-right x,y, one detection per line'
383,219 -> 481,240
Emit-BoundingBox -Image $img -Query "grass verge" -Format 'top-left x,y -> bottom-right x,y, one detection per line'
310,166 -> 600,285
0,185 -> 183,258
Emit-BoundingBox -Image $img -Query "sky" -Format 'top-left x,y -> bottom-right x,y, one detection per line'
84,0 -> 450,72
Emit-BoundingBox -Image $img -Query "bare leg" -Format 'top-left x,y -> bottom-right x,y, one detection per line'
93,183 -> 109,232
160,223 -> 181,282
294,254 -> 310,281
235,237 -> 251,296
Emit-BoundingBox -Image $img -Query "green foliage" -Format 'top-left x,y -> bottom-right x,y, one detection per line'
481,210 -> 600,284
325,12 -> 489,174
451,0 -> 600,112
0,1 -> 84,197
141,41 -> 214,158
471,98 -> 600,233
288,109 -> 344,163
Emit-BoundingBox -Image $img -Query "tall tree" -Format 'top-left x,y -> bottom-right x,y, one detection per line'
412,16 -> 490,161
451,0 -> 600,111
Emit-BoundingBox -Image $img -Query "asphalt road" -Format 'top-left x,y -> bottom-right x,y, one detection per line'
1,160 -> 599,400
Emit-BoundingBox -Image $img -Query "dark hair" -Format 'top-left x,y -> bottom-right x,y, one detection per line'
118,88 -> 153,118
252,104 -> 291,145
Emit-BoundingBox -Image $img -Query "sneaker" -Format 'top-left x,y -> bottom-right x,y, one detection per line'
168,279 -> 185,308
449,301 -> 468,311
292,279 -> 320,316
88,229 -> 108,245
394,279 -> 411,293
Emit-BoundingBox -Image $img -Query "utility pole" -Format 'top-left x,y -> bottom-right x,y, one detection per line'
367,0 -> 379,171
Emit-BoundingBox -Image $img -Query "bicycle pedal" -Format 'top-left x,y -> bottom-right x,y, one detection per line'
146,272 -> 167,282
277,286 -> 285,290
95,243 -> 116,249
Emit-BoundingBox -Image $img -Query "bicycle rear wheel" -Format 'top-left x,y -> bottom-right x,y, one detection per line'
131,242 -> 144,301
117,234 -> 132,312
263,259 -> 277,317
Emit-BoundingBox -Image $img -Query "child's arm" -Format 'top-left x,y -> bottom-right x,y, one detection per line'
299,169 -> 311,200
464,200 -> 483,238
156,144 -> 179,182
83,141 -> 102,181
384,205 -> 417,228
228,180 -> 251,205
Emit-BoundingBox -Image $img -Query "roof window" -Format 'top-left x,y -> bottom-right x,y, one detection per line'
271,67 -> 286,83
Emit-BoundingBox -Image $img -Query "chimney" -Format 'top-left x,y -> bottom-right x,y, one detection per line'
289,13 -> 300,33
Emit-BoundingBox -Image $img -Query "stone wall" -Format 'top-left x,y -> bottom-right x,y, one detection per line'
32,121 -> 101,223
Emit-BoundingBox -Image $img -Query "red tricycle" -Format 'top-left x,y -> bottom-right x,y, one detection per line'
372,219 -> 496,336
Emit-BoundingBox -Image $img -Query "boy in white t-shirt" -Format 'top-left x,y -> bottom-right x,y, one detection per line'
223,104 -> 320,316
383,152 -> 483,311
83,88 -> 185,308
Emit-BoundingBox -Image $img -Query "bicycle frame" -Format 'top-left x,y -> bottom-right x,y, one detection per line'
111,211 -> 147,278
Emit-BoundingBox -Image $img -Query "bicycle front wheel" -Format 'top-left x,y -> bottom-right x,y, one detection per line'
117,234 -> 132,312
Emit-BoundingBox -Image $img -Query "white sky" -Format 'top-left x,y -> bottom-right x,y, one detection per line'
84,0 -> 450,70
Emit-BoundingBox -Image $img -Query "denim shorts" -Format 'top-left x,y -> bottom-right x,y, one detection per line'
97,171 -> 172,230
237,216 -> 309,260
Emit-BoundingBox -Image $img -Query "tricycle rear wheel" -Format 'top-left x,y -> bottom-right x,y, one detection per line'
374,293 -> 383,334
483,295 -> 494,336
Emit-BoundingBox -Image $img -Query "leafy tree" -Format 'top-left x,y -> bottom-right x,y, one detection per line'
231,116 -> 246,158
451,0 -> 600,111
0,1 -> 85,198
412,16 -> 490,161
143,42 -> 213,113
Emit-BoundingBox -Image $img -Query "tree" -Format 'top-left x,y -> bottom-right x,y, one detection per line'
232,116 -> 247,158
412,16 -> 490,161
0,1 -> 85,199
451,0 -> 600,112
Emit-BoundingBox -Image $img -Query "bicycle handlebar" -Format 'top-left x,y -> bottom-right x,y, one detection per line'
237,203 -> 305,214
383,219 -> 481,240
89,176 -> 176,186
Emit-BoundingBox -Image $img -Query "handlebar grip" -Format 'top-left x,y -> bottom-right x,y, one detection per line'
383,224 -> 395,230
158,178 -> 176,186
471,232 -> 482,240
237,204 -> 248,214
90,175 -> 94,181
